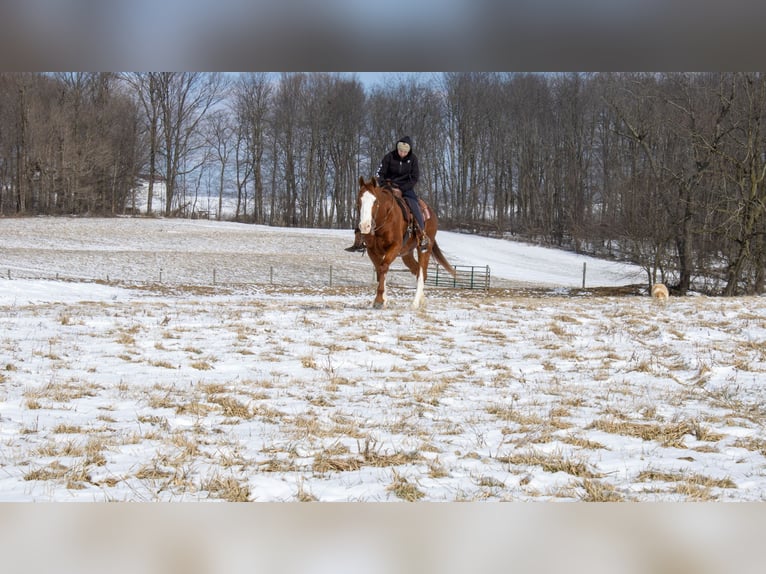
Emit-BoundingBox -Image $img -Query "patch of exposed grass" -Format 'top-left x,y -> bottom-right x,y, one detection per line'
209,395 -> 252,419
115,333 -> 136,345
497,449 -> 600,479
24,461 -> 69,482
52,424 -> 83,434
191,360 -> 213,371
150,360 -> 176,369
732,437 -> 766,456
486,404 -> 545,427
637,469 -> 736,490
175,401 -> 214,417
203,474 -> 251,502
135,462 -> 173,481
588,418 -> 693,448
258,457 -> 298,473
560,434 -> 607,450
312,454 -> 362,474
580,478 -> 625,502
387,470 -> 424,501
427,457 -> 449,479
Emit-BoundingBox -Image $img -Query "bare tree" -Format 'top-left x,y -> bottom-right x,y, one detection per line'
317,74 -> 365,228
123,72 -> 163,214
270,73 -> 306,226
713,73 -> 766,295
204,109 -> 235,220
155,72 -> 228,216
233,73 -> 273,223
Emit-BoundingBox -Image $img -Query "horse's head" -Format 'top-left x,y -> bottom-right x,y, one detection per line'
357,177 -> 378,235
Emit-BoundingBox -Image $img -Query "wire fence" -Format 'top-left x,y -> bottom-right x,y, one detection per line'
2,260 -> 493,291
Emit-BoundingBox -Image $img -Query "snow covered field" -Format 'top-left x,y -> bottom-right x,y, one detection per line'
1,217 -> 765,501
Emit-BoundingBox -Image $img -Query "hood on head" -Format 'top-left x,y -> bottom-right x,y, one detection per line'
396,136 -> 412,155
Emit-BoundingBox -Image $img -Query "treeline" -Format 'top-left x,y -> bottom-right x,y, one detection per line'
1,72 -> 766,295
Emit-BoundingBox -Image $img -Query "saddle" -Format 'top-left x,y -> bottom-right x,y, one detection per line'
381,182 -> 430,232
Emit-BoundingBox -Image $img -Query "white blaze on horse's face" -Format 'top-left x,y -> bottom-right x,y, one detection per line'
358,190 -> 376,234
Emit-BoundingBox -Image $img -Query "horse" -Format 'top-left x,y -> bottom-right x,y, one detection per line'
356,176 -> 456,309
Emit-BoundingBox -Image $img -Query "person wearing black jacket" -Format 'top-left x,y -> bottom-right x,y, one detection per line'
345,135 -> 429,252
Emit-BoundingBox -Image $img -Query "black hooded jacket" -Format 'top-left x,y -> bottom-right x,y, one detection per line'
376,136 -> 419,193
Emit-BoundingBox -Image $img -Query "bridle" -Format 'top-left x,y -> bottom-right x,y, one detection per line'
360,185 -> 394,236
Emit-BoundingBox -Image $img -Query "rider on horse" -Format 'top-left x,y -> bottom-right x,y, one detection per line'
346,135 -> 430,253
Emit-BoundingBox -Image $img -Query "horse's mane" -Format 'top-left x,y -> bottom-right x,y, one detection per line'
376,177 -> 393,189
375,178 -> 402,200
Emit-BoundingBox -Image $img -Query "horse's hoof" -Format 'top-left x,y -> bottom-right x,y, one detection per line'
373,301 -> 384,309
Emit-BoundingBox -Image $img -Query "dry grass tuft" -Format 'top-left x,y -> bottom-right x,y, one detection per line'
497,449 -> 600,479
52,424 -> 83,434
24,462 -> 68,482
588,418 -> 694,448
312,454 -> 362,474
580,479 -> 625,502
209,395 -> 252,419
203,474 -> 251,502
357,437 -> 423,468
295,481 -> 318,502
387,470 -> 425,501
427,457 -> 449,479
560,435 -> 607,450
190,360 -> 213,371
733,437 -> 766,456
637,469 -> 736,490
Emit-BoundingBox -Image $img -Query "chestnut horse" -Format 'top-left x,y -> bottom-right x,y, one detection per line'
356,177 -> 456,309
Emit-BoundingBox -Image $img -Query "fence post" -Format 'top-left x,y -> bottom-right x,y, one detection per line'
270,266 -> 274,285
213,268 -> 216,285
582,262 -> 586,288
329,265 -> 333,287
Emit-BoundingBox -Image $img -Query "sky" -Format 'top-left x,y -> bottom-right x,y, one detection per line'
345,73 -> 431,89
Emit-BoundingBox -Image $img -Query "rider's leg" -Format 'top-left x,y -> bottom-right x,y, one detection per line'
344,226 -> 365,252
404,192 -> 429,252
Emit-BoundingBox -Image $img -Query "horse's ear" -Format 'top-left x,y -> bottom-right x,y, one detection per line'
359,176 -> 365,187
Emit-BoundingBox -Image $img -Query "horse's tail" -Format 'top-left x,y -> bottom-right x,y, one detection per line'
431,241 -> 457,277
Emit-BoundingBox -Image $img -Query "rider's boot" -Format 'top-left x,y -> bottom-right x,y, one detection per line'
344,230 -> 366,252
417,228 -> 430,252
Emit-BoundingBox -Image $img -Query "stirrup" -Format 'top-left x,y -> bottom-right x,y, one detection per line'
345,244 -> 365,253
418,235 -> 430,252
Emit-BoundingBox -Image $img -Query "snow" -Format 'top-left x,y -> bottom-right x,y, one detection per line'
0,217 -> 764,501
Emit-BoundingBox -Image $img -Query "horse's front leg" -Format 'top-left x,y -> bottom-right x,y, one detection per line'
372,248 -> 400,309
373,262 -> 389,308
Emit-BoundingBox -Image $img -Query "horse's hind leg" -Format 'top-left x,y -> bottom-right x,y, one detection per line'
402,251 -> 419,276
411,268 -> 425,309
410,251 -> 432,309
